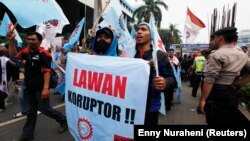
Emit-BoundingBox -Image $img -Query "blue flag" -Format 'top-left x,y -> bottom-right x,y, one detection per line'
51,60 -> 65,95
100,0 -> 132,50
130,26 -> 136,39
0,13 -> 23,47
0,0 -> 69,28
63,17 -> 85,50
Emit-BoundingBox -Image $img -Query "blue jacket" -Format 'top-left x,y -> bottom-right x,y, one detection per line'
134,46 -> 177,112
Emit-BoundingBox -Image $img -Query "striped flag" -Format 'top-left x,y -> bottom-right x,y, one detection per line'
185,8 -> 205,43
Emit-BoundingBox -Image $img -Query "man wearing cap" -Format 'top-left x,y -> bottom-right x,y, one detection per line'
92,27 -> 119,56
135,23 -> 176,125
198,27 -> 250,124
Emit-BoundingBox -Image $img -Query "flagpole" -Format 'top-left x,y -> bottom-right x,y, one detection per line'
11,22 -> 18,32
183,7 -> 188,55
84,0 -> 87,36
150,13 -> 159,77
84,0 -> 110,40
184,7 -> 188,44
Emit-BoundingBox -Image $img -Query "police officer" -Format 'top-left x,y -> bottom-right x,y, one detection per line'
198,27 -> 250,124
191,51 -> 206,97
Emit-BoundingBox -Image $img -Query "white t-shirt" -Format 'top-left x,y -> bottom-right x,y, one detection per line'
0,56 -> 9,94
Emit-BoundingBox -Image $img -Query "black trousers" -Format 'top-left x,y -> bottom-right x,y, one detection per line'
22,89 -> 66,137
165,88 -> 174,110
192,74 -> 203,97
205,84 -> 239,125
0,91 -> 7,109
189,71 -> 195,87
144,111 -> 159,125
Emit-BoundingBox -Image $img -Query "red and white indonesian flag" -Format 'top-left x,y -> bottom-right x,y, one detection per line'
185,8 -> 205,43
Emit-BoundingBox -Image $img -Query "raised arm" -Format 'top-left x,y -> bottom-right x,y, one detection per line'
6,31 -> 18,57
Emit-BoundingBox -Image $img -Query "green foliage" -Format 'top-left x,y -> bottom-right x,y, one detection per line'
132,0 -> 168,28
158,24 -> 182,49
0,33 -> 27,47
239,83 -> 250,109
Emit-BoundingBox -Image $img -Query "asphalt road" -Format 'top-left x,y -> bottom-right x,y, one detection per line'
0,91 -> 74,141
0,82 -> 206,141
159,82 -> 206,125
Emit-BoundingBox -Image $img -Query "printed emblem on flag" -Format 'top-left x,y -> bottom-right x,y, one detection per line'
53,67 -> 65,85
70,24 -> 80,39
186,31 -> 190,38
78,118 -> 93,140
108,24 -> 121,39
44,19 -> 59,28
118,15 -> 126,31
41,0 -> 48,3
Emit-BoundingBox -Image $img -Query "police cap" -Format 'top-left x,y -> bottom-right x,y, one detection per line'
213,27 -> 237,36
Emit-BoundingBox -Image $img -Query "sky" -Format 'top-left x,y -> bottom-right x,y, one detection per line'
127,0 -> 250,43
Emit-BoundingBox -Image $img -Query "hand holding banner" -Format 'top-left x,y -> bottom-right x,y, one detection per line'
66,53 -> 150,141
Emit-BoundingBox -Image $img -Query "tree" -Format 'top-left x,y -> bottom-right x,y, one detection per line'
158,24 -> 182,50
168,24 -> 182,45
132,0 -> 168,28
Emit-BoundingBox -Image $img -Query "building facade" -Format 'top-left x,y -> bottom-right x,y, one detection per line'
238,29 -> 250,47
0,0 -> 135,40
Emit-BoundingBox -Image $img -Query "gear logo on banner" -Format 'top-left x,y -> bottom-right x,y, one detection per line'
78,118 -> 93,140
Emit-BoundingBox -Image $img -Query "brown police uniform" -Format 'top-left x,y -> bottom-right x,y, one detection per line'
203,45 -> 250,124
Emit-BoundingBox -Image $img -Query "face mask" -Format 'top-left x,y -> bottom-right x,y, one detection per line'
95,39 -> 110,54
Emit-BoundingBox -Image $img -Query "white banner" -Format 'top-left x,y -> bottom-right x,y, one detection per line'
65,53 -> 150,141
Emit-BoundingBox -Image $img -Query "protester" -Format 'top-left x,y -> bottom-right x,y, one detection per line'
181,54 -> 189,81
4,43 -> 20,105
167,48 -> 182,109
134,22 -> 176,125
0,44 -> 17,112
7,31 -> 67,140
92,27 -> 119,56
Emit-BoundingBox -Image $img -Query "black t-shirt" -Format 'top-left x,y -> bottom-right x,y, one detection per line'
6,56 -> 20,81
18,47 -> 52,90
